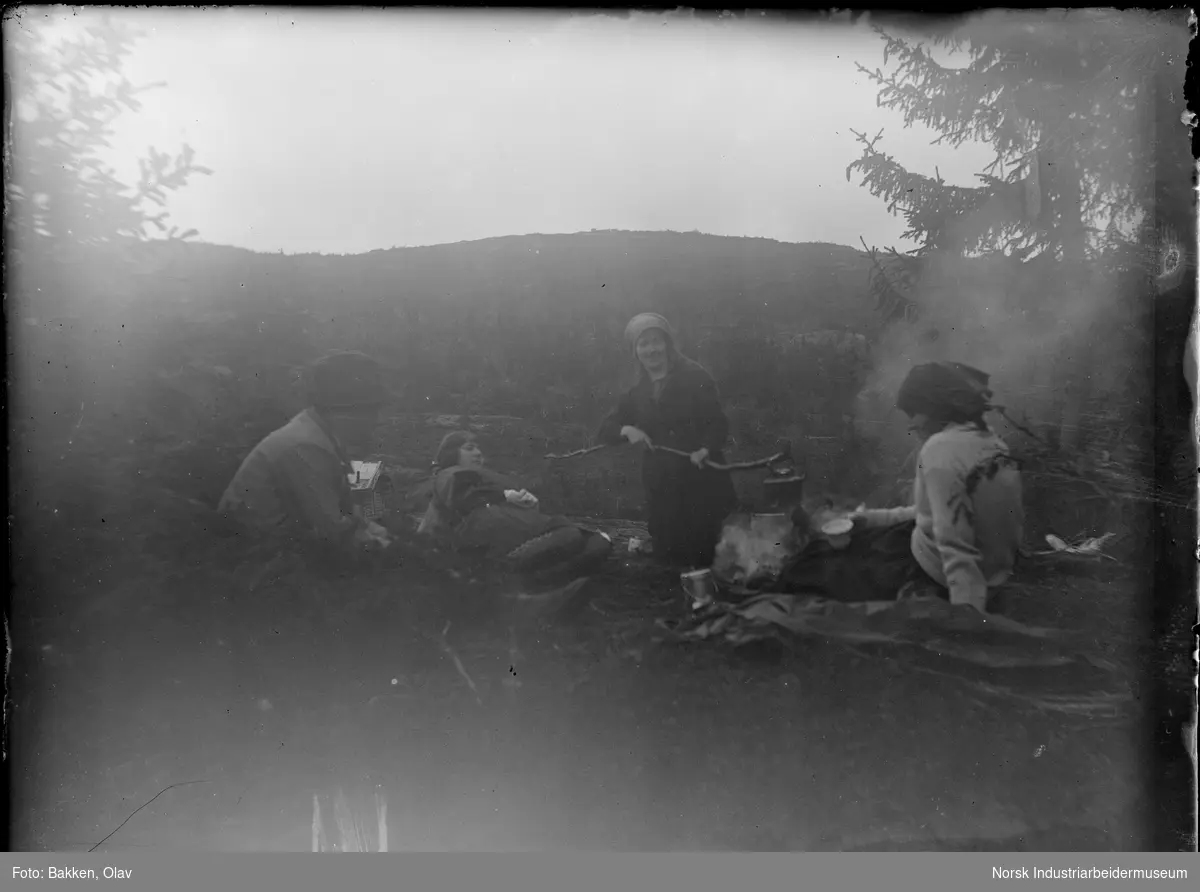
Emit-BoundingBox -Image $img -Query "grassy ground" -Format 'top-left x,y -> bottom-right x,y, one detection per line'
12,533 -> 1144,852
10,413 -> 1150,852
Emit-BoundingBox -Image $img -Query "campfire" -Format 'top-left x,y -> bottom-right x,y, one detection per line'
712,512 -> 806,589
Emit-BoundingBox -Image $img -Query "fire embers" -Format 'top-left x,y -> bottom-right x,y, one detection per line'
712,512 -> 806,588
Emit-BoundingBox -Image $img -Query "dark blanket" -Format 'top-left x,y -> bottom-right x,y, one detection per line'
770,520 -> 945,602
658,520 -> 1128,718
658,593 -> 1130,718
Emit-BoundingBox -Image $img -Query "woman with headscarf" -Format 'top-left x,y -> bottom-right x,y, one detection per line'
596,313 -> 739,569
417,430 -> 612,583
779,361 -> 1024,613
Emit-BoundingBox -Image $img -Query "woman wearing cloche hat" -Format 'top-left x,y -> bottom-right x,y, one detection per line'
595,313 -> 738,569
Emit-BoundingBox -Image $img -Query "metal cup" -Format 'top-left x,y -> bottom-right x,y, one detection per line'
680,568 -> 717,610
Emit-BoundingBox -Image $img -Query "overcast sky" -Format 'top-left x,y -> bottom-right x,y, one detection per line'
18,8 -> 995,256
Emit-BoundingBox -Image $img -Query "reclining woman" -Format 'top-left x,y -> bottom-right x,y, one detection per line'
778,361 -> 1024,615
417,430 -> 613,586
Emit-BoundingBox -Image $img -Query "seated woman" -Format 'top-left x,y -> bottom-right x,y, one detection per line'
777,361 -> 1024,614
417,430 -> 613,584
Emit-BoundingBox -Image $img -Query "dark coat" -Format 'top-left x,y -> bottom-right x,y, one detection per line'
419,465 -> 567,551
597,357 -> 738,567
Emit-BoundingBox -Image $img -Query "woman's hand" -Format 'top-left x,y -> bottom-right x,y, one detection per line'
689,447 -> 710,468
504,489 -> 539,508
849,504 -> 870,531
620,425 -> 653,448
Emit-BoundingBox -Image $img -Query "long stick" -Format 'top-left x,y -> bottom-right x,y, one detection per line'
652,444 -> 792,472
544,444 -> 606,460
545,442 -> 792,472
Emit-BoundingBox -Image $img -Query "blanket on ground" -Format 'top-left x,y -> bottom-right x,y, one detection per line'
657,593 -> 1131,719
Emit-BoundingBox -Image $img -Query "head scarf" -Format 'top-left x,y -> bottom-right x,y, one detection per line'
624,313 -> 677,358
624,314 -> 683,389
433,430 -> 475,472
896,361 -> 993,425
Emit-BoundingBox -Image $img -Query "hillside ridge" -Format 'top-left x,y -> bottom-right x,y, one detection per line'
177,229 -> 871,260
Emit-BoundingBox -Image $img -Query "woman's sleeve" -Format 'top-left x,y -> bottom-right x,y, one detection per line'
596,389 -> 637,446
442,470 -> 476,515
691,373 -> 731,455
451,470 -> 512,515
857,506 -> 917,529
415,499 -> 441,536
420,471 -> 460,535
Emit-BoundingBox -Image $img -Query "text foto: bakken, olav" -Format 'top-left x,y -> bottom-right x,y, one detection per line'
12,867 -> 133,880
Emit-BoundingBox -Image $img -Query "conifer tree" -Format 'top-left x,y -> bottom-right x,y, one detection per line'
847,9 -> 1192,449
5,13 -> 211,264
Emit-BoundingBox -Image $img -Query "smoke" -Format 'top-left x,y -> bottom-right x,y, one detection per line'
854,249 -> 1142,475
712,512 -> 804,587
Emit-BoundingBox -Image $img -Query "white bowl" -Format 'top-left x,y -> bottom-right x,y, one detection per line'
821,517 -> 854,537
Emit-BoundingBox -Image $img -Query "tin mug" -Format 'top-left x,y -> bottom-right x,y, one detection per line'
680,568 -> 717,610
820,517 -> 854,550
